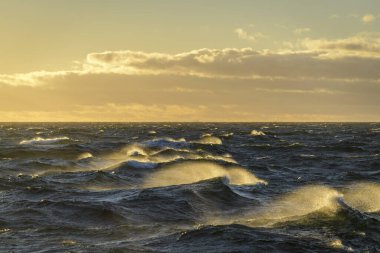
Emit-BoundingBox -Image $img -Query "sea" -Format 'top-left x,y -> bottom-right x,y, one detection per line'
0,123 -> 379,252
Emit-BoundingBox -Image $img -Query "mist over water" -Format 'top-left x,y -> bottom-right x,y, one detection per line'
0,123 -> 380,252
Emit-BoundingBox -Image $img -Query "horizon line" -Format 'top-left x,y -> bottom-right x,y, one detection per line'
1,121 -> 379,124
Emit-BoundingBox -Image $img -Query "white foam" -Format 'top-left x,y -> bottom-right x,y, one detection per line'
250,130 -> 266,136
19,136 -> 70,145
143,137 -> 187,148
299,154 -> 316,158
146,148 -> 237,164
120,144 -> 148,157
77,152 -> 94,160
192,136 -> 222,145
220,132 -> 234,137
142,161 -> 266,188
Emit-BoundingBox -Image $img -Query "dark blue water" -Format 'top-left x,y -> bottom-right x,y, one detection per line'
1,123 -> 380,252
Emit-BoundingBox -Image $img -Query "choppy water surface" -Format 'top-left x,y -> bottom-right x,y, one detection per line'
1,123 -> 380,252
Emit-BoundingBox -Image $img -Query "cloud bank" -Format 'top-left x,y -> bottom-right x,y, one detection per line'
2,33 -> 380,87
0,33 -> 379,121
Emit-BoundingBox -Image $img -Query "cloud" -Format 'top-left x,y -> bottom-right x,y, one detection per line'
294,27 -> 311,35
0,103 -> 378,122
0,69 -> 379,122
0,103 -> 209,122
362,14 -> 376,24
0,32 -> 379,121
163,86 -> 214,94
234,28 -> 263,42
255,88 -> 336,95
2,40 -> 380,89
82,46 -> 380,81
299,32 -> 380,58
0,71 -> 73,87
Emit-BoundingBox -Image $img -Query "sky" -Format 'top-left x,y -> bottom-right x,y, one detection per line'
0,0 -> 379,122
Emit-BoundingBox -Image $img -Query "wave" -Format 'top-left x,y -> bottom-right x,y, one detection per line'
120,144 -> 149,157
250,130 -> 266,136
191,136 -> 222,145
104,137 -> 232,169
142,161 -> 266,188
125,160 -> 159,169
149,148 -> 236,164
143,137 -> 187,149
342,182 -> 380,213
34,138 -> 236,177
242,185 -> 341,227
370,128 -> 380,133
19,136 -> 70,145
299,154 -> 316,158
220,132 -> 234,137
327,239 -> 353,251
77,152 -> 94,160
211,182 -> 380,228
139,136 -> 223,150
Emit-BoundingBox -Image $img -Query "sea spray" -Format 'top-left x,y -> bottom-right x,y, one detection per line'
142,161 -> 266,188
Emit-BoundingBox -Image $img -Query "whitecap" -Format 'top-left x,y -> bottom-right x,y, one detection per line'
19,136 -> 70,145
342,182 -> 380,213
77,152 -> 94,160
220,132 -> 234,137
143,137 -> 187,149
207,182 -> 380,229
244,185 -> 341,226
250,130 -> 266,136
191,136 -> 222,145
142,161 -> 266,188
299,154 -> 316,158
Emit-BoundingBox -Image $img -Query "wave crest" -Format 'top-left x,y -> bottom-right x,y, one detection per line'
19,136 -> 70,145
250,130 -> 266,136
142,161 -> 266,188
343,182 -> 380,213
192,136 -> 222,145
211,182 -> 380,228
248,185 -> 341,226
77,152 -> 94,160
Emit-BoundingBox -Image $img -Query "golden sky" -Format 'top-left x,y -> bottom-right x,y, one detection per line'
0,0 -> 379,122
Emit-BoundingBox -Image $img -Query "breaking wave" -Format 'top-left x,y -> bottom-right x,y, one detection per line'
191,136 -> 223,145
342,182 -> 380,213
211,182 -> 380,228
241,185 -> 341,227
2,123 -> 380,252
77,152 -> 94,160
19,136 -> 71,145
142,161 -> 267,188
250,130 -> 266,136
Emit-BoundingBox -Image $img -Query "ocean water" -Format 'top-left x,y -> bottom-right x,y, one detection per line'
0,123 -> 380,252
